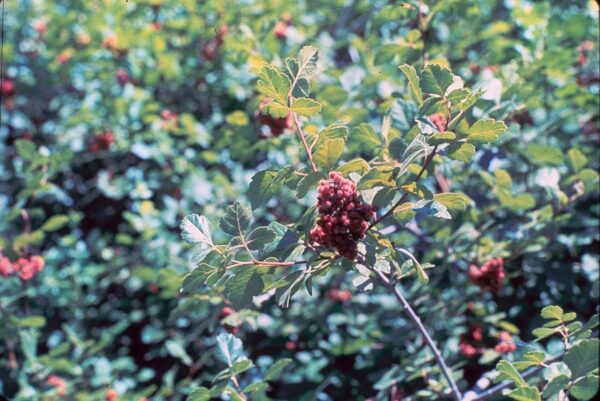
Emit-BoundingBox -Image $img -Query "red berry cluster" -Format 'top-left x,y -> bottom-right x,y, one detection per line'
256,98 -> 292,137
1,78 -> 15,98
46,375 -> 67,396
326,288 -> 352,303
468,257 -> 505,292
458,324 -> 484,358
0,252 -> 45,281
429,113 -> 447,131
494,330 -> 516,354
116,68 -> 132,86
90,131 -> 115,152
310,172 -> 376,260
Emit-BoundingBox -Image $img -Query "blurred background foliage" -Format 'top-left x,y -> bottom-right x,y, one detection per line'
0,0 -> 598,400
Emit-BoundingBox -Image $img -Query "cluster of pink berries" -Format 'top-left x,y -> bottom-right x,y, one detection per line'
468,257 -> 505,292
90,131 -> 115,152
494,330 -> 516,353
459,324 -> 483,358
310,172 -> 376,260
0,252 -> 45,281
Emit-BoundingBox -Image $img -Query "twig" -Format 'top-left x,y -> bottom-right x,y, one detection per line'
231,375 -> 248,401
369,265 -> 462,401
291,111 -> 318,172
462,353 -> 564,401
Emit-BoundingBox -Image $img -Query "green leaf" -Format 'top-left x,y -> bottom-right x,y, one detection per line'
14,315 -> 47,328
314,138 -> 344,171
447,143 -> 476,162
296,46 -> 319,78
165,340 -> 192,366
506,386 -> 540,401
313,123 -> 349,150
430,131 -> 456,145
541,305 -> 564,320
295,171 -> 326,198
433,192 -> 469,211
220,202 -> 252,237
41,215 -> 69,232
532,327 -> 559,340
215,333 -> 244,366
180,214 -> 213,245
265,358 -> 293,380
358,167 -> 395,190
290,97 -> 321,117
542,375 -> 571,398
467,119 -> 507,144
181,263 -> 221,293
246,227 -> 276,251
420,64 -> 454,96
15,139 -> 37,160
275,270 -> 306,308
564,339 -> 599,379
248,170 -> 278,210
263,101 -> 289,118
496,360 -> 526,386
567,148 -> 588,172
338,158 -> 369,175
571,375 -> 599,401
394,202 -> 416,225
400,64 -> 422,105
230,358 -> 254,375
396,247 -> 428,284
187,387 -> 211,401
224,266 -> 264,309
526,144 -> 564,166
257,65 -> 291,105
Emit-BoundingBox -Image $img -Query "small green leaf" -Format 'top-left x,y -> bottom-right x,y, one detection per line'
15,139 -> 37,160
14,315 -> 47,328
526,144 -> 564,166
41,215 -> 69,232
257,65 -> 291,105
541,305 -> 564,320
180,214 -> 213,245
220,202 -> 252,237
532,327 -> 559,340
215,333 -> 244,366
496,360 -> 526,386
353,123 -> 382,152
447,142 -> 476,162
181,263 -> 221,293
314,138 -> 344,171
420,64 -> 454,96
187,387 -> 211,401
313,123 -> 348,150
290,97 -> 321,117
246,227 -> 276,251
506,386 -> 540,401
430,131 -> 456,145
265,358 -> 293,380
248,170 -> 279,210
165,340 -> 192,366
400,64 -> 422,105
224,266 -> 264,309
295,171 -> 326,198
397,247 -> 428,284
567,148 -> 588,172
338,158 -> 370,175
358,167 -> 395,190
542,375 -> 571,398
433,192 -> 469,211
564,339 -> 599,379
467,119 -> 507,144
263,101 -> 289,118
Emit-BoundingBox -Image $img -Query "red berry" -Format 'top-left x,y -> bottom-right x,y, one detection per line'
468,257 -> 505,292
256,98 -> 292,137
1,78 -> 15,97
105,389 -> 118,401
116,68 -> 132,86
90,131 -> 115,152
273,22 -> 288,39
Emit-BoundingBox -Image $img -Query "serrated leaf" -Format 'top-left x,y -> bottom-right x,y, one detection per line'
295,171 -> 326,198
541,305 -> 564,320
447,142 -> 476,162
248,170 -> 279,210
181,263 -> 221,294
567,148 -> 588,172
265,358 -> 292,380
314,138 -> 344,171
467,119 -> 507,144
224,266 -> 264,309
215,333 -> 244,366
506,386 -> 540,401
290,97 -> 321,117
394,202 -> 416,225
526,144 -> 564,166
532,327 -> 559,340
338,158 -> 370,175
313,123 -> 348,150
564,339 -> 599,379
15,139 -> 37,160
353,123 -> 383,152
296,46 -> 319,78
257,65 -> 291,105
570,375 -> 599,401
496,360 -> 526,386
412,199 -> 451,220
420,64 -> 454,96
433,192 -> 469,211
396,247 -> 428,284
180,214 -> 213,245
430,131 -> 456,145
263,101 -> 289,118
246,227 -> 276,251
400,64 -> 422,105
358,167 -> 395,190
220,202 -> 252,237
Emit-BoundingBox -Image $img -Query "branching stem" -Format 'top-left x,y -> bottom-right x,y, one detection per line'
291,111 -> 318,173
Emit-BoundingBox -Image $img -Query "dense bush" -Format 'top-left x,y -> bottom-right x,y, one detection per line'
0,1 -> 598,400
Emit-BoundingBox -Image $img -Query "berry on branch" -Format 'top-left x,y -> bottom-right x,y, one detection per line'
468,257 -> 505,292
256,98 -> 292,137
310,172 -> 376,260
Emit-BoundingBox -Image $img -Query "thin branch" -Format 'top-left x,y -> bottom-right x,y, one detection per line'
231,375 -> 248,401
369,266 -> 462,401
291,111 -> 318,172
462,353 -> 564,401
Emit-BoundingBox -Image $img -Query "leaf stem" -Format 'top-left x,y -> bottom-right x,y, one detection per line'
291,111 -> 318,173
370,266 -> 462,401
